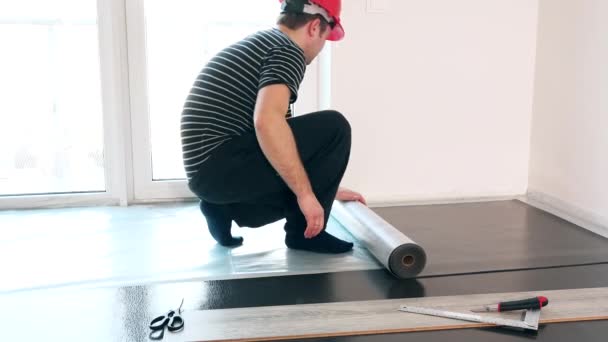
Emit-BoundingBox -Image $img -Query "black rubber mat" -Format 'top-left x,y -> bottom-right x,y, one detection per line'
368,200 -> 608,277
200,264 -> 608,310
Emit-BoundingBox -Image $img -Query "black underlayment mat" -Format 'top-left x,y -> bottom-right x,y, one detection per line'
361,200 -> 608,277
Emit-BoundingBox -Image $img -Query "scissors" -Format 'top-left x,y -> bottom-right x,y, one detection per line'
149,298 -> 185,340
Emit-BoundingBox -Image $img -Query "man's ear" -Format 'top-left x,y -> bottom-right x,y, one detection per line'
307,18 -> 322,38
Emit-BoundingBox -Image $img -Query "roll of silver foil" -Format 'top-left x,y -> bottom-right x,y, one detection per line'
331,201 -> 427,278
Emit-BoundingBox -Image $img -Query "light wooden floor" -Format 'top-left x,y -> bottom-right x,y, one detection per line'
0,202 -> 380,293
167,287 -> 608,342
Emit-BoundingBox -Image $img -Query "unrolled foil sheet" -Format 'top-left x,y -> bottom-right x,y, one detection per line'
331,201 -> 427,278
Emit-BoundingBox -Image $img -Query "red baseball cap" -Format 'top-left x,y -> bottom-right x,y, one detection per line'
279,0 -> 345,41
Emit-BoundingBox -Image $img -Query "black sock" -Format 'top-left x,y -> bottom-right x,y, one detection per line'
285,231 -> 354,254
199,201 -> 243,247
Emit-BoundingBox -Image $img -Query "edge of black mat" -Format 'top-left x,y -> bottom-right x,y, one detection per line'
198,263 -> 608,310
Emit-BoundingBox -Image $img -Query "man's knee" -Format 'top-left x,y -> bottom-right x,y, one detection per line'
322,110 -> 351,138
319,110 -> 351,155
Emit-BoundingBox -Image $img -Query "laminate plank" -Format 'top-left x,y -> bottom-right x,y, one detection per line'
166,287 -> 608,342
296,320 -> 608,342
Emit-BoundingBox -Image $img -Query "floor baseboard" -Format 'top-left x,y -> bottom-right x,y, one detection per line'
523,190 -> 608,239
367,194 -> 523,208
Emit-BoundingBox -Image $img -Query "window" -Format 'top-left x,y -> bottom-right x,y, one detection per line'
143,0 -> 281,181
0,0 -> 326,207
0,1 -> 104,196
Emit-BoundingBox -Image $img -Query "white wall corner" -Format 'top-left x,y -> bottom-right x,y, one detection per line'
526,0 -> 542,193
524,190 -> 608,239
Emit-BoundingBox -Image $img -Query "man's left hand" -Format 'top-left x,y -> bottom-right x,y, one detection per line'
336,187 -> 367,205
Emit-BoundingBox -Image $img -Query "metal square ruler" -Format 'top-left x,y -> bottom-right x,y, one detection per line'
399,296 -> 549,330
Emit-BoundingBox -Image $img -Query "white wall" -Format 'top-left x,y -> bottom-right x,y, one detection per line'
528,0 -> 608,224
330,0 -> 539,203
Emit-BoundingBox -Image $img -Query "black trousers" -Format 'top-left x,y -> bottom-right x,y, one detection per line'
188,110 -> 352,237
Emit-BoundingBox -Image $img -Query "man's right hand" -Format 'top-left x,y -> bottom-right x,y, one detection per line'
298,192 -> 324,239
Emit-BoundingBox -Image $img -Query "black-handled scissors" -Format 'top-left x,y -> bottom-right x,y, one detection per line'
149,299 -> 185,340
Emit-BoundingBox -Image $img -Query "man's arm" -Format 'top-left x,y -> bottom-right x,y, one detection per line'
253,84 -> 324,239
254,84 -> 312,198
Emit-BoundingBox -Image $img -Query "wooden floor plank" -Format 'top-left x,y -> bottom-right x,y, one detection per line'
167,287 -> 608,342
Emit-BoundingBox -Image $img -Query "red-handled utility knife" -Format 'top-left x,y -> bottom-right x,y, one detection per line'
470,296 -> 549,313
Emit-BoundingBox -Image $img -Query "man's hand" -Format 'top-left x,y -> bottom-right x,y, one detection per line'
298,192 -> 325,239
336,187 -> 367,205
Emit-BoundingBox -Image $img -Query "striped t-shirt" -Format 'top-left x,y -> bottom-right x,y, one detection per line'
180,28 -> 307,180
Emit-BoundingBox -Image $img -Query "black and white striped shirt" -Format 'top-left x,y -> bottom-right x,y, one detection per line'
180,28 -> 306,180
